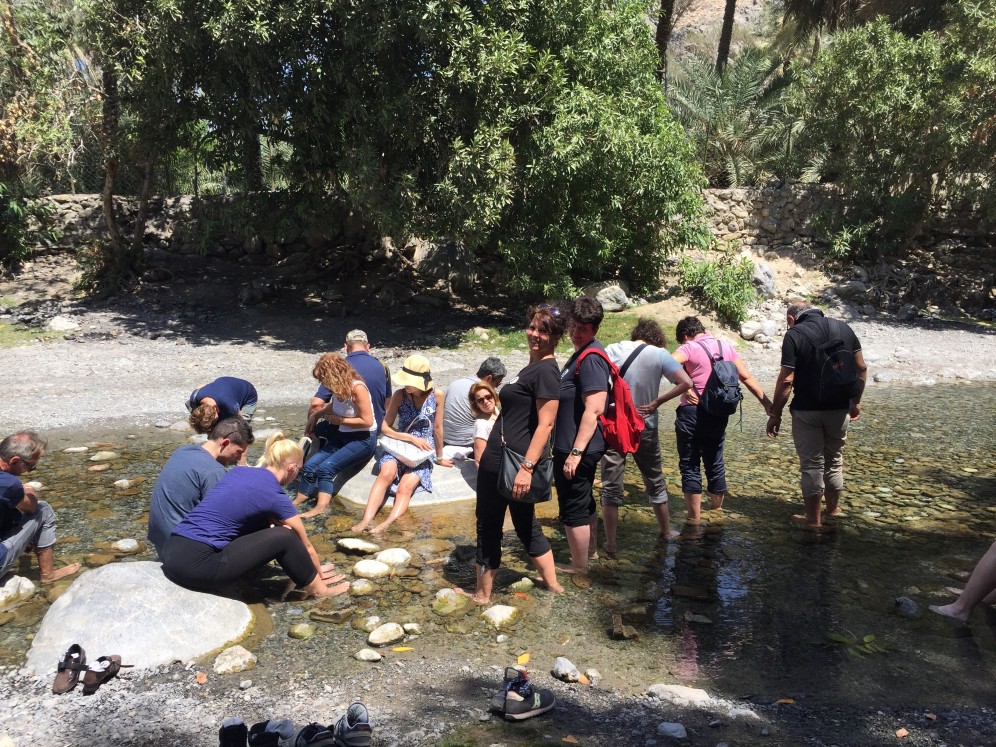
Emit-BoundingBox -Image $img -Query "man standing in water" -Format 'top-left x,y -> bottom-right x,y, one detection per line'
0,431 -> 81,583
148,417 -> 254,557
766,301 -> 867,528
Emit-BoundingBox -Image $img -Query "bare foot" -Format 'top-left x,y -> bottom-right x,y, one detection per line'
791,514 -> 822,529
454,587 -> 490,605
350,521 -> 371,533
314,581 -> 351,598
370,522 -> 392,535
588,552 -> 599,561
555,562 -> 585,575
827,507 -> 844,518
531,577 -> 565,594
929,603 -> 970,624
41,563 -> 81,584
601,545 -> 617,560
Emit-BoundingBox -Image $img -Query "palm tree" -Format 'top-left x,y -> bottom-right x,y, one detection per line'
716,0 -> 737,73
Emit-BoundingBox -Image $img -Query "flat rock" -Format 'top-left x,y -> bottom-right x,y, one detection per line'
375,548 -> 411,568
657,722 -> 688,739
367,622 -> 405,646
648,684 -> 712,706
432,588 -> 472,616
336,454 -> 478,507
63,447 -> 89,453
0,575 -> 36,612
353,559 -> 391,579
111,539 -> 139,553
89,451 -> 120,462
349,579 -> 375,596
27,562 -> 253,672
481,604 -> 518,630
354,648 -> 383,662
337,538 -> 380,555
213,645 -> 256,674
552,656 -> 581,682
288,623 -> 315,640
508,577 -> 534,593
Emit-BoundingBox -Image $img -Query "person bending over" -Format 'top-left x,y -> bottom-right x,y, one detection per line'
162,433 -> 346,598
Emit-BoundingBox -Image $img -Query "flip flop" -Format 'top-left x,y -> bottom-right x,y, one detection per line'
52,643 -> 87,694
81,655 -> 129,695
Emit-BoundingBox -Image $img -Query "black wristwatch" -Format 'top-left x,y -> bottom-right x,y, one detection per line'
570,448 -> 582,457
522,459 -> 535,469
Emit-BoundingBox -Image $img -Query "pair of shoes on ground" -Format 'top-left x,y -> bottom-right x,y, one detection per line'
52,644 -> 130,695
490,666 -> 556,721
220,703 -> 372,747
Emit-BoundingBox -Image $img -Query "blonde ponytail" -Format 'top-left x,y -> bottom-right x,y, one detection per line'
255,432 -> 303,469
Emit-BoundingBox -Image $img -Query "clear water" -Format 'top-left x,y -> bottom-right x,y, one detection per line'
5,384 -> 994,709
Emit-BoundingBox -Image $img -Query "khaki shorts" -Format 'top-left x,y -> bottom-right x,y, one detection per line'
791,409 -> 850,498
600,427 -> 668,506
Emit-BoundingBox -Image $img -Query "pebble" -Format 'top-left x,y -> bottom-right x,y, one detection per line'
552,656 -> 581,683
349,579 -> 375,596
354,648 -> 383,662
288,623 -> 315,640
63,446 -> 89,453
337,538 -> 380,555
111,538 -> 139,552
402,623 -> 422,635
657,722 -> 687,739
88,464 -> 110,472
213,645 -> 257,674
367,623 -> 405,647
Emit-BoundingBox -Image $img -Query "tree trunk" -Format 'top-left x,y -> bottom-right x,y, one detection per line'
100,69 -> 123,251
716,0 -> 737,74
130,153 -> 157,255
810,26 -> 822,64
655,0 -> 677,85
243,128 -> 263,191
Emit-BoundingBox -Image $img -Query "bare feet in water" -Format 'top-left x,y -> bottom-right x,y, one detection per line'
41,562 -> 81,584
350,521 -> 371,533
454,587 -> 490,605
555,562 -> 585,575
929,602 -> 970,623
315,581 -> 351,598
532,577 -> 565,594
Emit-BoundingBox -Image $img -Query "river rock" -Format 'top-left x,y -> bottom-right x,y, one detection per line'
368,622 -> 405,646
213,645 -> 257,674
894,596 -> 920,618
353,559 -> 391,579
88,464 -> 110,472
288,623 -> 315,640
111,538 -> 140,553
760,319 -> 780,336
354,648 -> 383,662
897,303 -> 918,321
740,321 -> 761,341
838,280 -> 867,298
752,261 -> 776,298
432,588 -> 471,616
657,722 -> 688,739
47,315 -> 80,331
481,605 -> 518,630
113,477 -> 146,490
584,668 -> 602,684
63,447 -> 89,453
89,451 -> 120,462
552,656 -> 581,682
310,605 -> 355,624
26,561 -> 253,672
337,538 -> 381,555
596,285 -> 630,312
648,684 -> 712,706
375,548 -> 411,568
508,577 -> 534,593
350,579 -> 375,596
353,616 -> 381,633
0,575 -> 36,611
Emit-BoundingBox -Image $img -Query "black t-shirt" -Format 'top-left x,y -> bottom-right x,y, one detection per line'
479,358 -> 561,474
0,471 -> 25,535
554,341 -> 611,454
781,309 -> 862,411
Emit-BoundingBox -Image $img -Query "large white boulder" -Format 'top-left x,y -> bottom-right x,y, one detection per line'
336,455 -> 478,506
26,561 -> 254,673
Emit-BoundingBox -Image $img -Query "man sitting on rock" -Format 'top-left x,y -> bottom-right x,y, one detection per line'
148,417 -> 254,557
441,356 -> 506,460
0,431 -> 81,583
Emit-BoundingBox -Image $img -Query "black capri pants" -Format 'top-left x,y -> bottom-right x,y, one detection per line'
162,529 -> 318,591
675,404 -> 729,495
475,467 -> 552,570
553,449 -> 604,527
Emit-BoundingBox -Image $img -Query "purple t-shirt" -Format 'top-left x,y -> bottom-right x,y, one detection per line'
675,335 -> 740,406
171,466 -> 296,549
189,377 -> 257,419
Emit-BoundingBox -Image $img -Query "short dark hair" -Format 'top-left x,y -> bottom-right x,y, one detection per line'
477,357 -> 506,380
568,297 -> 604,328
631,318 -> 666,348
675,316 -> 706,342
526,303 -> 567,340
209,417 -> 255,446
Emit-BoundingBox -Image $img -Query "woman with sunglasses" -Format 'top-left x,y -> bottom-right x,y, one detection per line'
162,433 -> 346,598
468,380 -> 500,467
457,304 -> 565,604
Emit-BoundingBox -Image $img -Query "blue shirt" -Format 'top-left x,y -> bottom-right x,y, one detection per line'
148,444 -> 226,556
314,352 -> 392,431
189,377 -> 257,419
0,471 -> 26,566
171,466 -> 297,549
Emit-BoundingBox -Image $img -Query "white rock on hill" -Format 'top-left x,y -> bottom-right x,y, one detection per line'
26,561 -> 254,673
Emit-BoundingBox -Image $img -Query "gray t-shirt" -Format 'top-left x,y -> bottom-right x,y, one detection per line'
148,444 -> 226,556
604,340 -> 682,429
442,376 -> 476,446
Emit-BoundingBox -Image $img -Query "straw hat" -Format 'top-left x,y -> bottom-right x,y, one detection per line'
392,354 -> 434,391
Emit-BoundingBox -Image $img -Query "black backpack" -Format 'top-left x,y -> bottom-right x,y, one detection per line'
794,318 -> 860,405
693,339 -> 743,417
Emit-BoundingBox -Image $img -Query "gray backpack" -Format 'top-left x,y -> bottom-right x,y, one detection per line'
694,340 -> 743,417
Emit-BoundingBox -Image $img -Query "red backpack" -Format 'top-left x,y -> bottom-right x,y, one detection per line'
574,348 -> 645,455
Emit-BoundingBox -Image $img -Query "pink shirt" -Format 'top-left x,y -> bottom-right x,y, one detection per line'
675,334 -> 740,406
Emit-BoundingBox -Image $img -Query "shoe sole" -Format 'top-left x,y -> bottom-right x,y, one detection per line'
503,701 -> 555,721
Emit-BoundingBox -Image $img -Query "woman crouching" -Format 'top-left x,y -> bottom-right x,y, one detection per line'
162,433 -> 346,598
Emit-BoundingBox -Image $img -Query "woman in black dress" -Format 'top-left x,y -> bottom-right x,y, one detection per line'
457,305 -> 565,604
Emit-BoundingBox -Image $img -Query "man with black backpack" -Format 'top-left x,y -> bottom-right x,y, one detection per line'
766,301 -> 867,529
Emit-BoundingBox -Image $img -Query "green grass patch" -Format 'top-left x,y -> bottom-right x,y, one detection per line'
0,322 -> 67,348
0,296 -> 17,309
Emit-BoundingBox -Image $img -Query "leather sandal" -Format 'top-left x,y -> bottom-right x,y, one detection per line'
81,654 -> 131,695
52,644 -> 87,694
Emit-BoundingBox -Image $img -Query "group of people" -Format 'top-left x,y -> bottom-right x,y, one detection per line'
4,298 -> 993,626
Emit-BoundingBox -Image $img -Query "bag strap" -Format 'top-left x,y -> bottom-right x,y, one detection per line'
694,338 -> 724,362
573,346 -> 619,378
618,343 -> 648,380
563,341 -> 595,375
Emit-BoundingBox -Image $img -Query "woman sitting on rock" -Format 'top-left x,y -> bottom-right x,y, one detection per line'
293,353 -> 376,519
469,380 -> 499,468
162,433 -> 346,598
350,355 -> 451,535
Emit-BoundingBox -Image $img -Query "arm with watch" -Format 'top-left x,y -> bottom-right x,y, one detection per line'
563,389 -> 607,479
431,389 -> 454,467
512,398 -> 559,500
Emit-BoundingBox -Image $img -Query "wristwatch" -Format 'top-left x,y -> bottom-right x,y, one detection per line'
522,459 -> 535,469
570,448 -> 582,457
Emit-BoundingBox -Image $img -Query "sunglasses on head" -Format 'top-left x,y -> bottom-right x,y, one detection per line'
537,303 -> 561,317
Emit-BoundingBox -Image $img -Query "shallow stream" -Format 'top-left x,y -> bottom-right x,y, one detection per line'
4,384 -> 994,710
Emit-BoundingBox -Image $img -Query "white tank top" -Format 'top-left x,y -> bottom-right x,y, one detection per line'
335,380 -> 374,433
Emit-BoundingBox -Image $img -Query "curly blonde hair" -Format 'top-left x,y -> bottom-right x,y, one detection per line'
189,403 -> 220,434
312,353 -> 361,401
255,432 -> 303,469
469,381 -> 499,418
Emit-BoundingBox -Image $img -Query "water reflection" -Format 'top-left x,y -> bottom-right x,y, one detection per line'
3,385 -> 994,709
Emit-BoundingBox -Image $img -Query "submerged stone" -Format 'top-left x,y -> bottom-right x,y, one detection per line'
508,577 -> 534,593
368,622 -> 405,646
353,559 -> 391,579
376,548 -> 411,568
213,645 -> 256,674
481,605 -> 518,630
432,588 -> 472,616
552,656 -> 581,682
288,623 -> 315,640
350,579 -> 375,596
354,648 -> 383,662
0,575 -> 36,611
337,538 -> 380,555
89,451 -> 120,462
